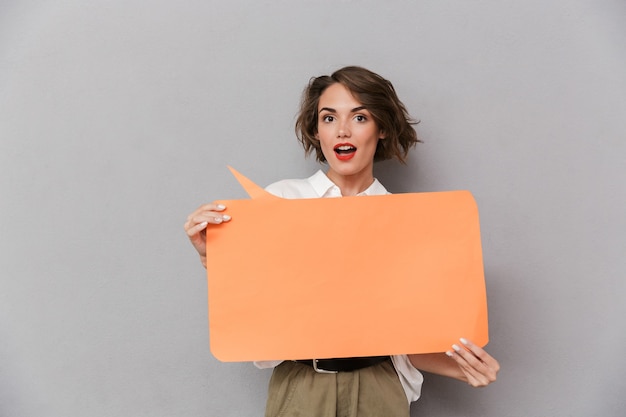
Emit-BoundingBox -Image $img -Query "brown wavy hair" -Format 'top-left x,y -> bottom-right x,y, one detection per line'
295,66 -> 420,163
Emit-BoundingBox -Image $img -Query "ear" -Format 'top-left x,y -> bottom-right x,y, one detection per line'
379,130 -> 386,140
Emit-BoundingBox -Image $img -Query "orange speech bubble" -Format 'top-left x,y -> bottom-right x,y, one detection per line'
206,167 -> 488,362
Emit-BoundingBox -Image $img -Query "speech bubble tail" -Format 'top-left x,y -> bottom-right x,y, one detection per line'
227,166 -> 273,199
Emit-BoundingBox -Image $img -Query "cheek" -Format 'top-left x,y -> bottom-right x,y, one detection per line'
316,128 -> 333,145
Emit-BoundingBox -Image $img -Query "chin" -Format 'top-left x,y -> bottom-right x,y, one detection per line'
330,163 -> 369,177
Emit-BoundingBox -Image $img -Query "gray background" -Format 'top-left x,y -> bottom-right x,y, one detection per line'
1,1 -> 625,416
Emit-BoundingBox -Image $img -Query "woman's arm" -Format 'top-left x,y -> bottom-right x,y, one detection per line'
408,338 -> 499,387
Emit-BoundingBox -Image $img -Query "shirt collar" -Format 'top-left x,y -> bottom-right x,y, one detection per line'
307,169 -> 389,197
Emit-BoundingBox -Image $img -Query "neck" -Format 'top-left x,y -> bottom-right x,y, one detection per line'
326,169 -> 375,196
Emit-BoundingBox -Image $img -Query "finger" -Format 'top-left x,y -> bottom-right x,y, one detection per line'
446,347 -> 489,384
186,202 -> 226,221
199,202 -> 227,212
446,356 -> 482,386
185,204 -> 231,228
446,350 -> 490,386
446,341 -> 498,386
459,338 -> 500,370
185,213 -> 231,234
186,221 -> 209,237
458,338 -> 485,359
198,213 -> 231,225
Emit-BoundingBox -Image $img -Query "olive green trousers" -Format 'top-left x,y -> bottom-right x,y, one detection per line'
264,359 -> 409,417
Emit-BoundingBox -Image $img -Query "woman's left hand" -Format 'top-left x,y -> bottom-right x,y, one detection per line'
445,338 -> 500,387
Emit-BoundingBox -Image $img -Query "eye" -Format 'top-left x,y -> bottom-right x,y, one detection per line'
354,114 -> 367,122
321,115 -> 335,123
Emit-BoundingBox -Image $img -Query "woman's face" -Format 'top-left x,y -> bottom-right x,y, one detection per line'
316,83 -> 384,183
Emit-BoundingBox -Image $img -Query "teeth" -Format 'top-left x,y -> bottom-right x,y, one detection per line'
336,145 -> 355,151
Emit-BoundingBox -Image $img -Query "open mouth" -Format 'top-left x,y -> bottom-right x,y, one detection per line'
334,143 -> 357,160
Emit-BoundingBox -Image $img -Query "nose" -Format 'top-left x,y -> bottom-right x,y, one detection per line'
337,120 -> 350,138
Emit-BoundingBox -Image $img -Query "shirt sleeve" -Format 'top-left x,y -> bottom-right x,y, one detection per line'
391,355 -> 424,404
253,360 -> 283,369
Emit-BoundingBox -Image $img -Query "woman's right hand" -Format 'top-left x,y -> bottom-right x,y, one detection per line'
184,203 -> 231,268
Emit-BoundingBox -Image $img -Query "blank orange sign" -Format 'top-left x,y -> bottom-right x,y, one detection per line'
206,167 -> 488,362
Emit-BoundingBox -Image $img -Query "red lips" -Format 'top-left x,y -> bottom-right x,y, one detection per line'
333,143 -> 357,161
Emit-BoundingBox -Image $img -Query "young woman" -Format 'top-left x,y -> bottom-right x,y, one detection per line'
184,66 -> 499,416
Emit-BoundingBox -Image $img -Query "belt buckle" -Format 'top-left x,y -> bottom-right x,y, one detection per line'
312,359 -> 338,374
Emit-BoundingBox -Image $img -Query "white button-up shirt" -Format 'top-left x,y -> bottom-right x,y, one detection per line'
254,170 -> 423,404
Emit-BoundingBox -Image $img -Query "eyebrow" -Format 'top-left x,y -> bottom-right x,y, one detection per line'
319,106 -> 367,113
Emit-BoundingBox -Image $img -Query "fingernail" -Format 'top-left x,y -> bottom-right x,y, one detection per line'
217,204 -> 225,210
460,338 -> 468,345
199,221 -> 208,228
214,217 -> 223,224
452,344 -> 461,352
222,215 -> 231,221
445,351 -> 454,357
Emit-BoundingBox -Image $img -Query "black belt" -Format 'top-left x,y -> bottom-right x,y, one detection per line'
294,356 -> 389,373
